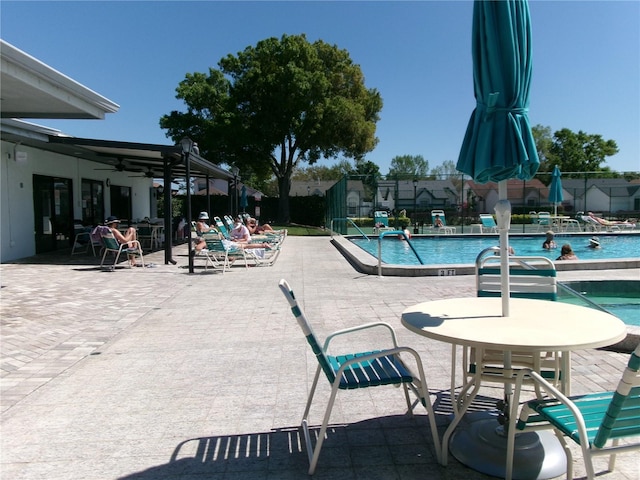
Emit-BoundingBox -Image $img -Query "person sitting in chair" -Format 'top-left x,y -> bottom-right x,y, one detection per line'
245,217 -> 275,234
434,214 -> 444,228
193,212 -> 218,253
228,217 -> 274,250
104,216 -> 140,267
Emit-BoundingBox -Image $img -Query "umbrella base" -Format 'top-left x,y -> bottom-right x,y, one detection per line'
450,411 -> 566,480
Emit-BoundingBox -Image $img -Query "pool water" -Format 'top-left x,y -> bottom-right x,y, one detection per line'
349,234 -> 640,266
558,281 -> 640,327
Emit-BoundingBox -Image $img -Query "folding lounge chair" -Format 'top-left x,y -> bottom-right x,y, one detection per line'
99,232 -> 144,269
278,279 -> 441,475
478,214 -> 499,233
431,209 -> 455,234
506,343 -> 640,480
203,237 -> 249,273
373,210 -> 394,234
213,216 -> 232,239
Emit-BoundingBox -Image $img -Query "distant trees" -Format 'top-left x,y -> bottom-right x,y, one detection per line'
388,154 -> 429,179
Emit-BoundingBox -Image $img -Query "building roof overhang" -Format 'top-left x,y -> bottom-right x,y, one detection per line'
1,119 -> 231,180
1,40 -> 120,119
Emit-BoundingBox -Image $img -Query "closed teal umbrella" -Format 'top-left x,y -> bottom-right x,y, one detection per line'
548,165 -> 564,216
457,0 -> 539,184
240,185 -> 248,212
456,0 -> 539,317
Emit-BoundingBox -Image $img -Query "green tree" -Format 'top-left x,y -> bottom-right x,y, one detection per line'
388,154 -> 428,179
531,124 -> 555,166
532,126 -> 619,179
353,159 -> 381,201
160,34 -> 382,222
292,164 -> 349,181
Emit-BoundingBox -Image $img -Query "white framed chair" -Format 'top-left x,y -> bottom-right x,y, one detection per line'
506,343 -> 640,480
99,232 -> 144,269
450,252 -> 563,419
536,212 -> 552,232
279,279 -> 441,474
203,237 -> 249,273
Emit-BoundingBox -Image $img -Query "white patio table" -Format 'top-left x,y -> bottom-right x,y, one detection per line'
401,297 -> 626,479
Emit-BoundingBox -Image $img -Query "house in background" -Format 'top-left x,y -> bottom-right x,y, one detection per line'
1,39 -> 230,262
464,178 -> 550,213
561,178 -> 640,214
376,179 -> 460,213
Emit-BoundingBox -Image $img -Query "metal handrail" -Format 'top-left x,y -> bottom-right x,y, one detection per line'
378,230 -> 425,276
330,218 -> 370,241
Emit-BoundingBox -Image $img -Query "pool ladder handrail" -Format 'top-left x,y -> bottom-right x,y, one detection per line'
474,247 -> 613,315
329,218 -> 370,241
378,230 -> 425,276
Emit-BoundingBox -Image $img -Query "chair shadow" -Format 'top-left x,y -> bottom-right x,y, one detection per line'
117,415 -> 449,479
118,391 -> 503,479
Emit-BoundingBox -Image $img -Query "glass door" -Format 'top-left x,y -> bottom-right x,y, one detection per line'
33,175 -> 74,253
81,179 -> 104,227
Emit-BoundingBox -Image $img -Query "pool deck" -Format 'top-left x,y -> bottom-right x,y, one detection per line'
1,237 -> 639,479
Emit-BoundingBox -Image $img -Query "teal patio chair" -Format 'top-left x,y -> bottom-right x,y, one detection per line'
99,232 -> 144,269
478,213 -> 499,233
278,279 -> 441,475
506,343 -> 640,480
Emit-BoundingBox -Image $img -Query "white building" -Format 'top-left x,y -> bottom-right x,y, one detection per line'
1,40 -> 230,262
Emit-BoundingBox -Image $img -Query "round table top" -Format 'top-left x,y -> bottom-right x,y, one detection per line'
401,297 -> 627,352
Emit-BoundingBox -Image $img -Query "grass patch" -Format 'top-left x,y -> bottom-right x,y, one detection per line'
272,224 -> 330,236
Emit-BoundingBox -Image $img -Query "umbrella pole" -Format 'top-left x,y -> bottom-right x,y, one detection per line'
494,181 -> 511,317
495,181 -> 513,423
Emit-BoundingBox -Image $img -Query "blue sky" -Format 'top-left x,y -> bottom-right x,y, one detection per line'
2,1 -> 638,174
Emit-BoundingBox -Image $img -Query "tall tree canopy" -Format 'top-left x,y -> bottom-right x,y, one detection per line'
387,154 -> 429,179
531,125 -> 619,181
160,33 -> 382,222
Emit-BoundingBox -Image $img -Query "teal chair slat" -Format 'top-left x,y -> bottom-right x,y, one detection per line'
279,278 -> 441,474
305,334 -> 335,384
596,386 -> 640,447
329,352 -> 411,389
478,267 -> 556,277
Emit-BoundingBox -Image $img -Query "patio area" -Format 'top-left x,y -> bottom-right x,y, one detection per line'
1,237 -> 638,479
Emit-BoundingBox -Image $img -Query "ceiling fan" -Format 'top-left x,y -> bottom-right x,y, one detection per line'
95,157 -> 126,172
128,167 -> 156,179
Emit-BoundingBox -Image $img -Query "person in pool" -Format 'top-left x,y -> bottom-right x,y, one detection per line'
542,230 -> 557,249
588,236 -> 601,249
556,244 -> 578,260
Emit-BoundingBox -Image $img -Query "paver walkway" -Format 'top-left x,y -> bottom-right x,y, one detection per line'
1,237 -> 638,479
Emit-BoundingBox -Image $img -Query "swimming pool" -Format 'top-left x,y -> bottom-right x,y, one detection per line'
558,280 -> 640,327
349,233 -> 640,266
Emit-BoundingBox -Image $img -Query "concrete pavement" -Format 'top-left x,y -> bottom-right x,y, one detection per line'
1,237 -> 638,479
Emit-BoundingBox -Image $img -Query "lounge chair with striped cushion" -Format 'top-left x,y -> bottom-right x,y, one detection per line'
278,279 -> 441,475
